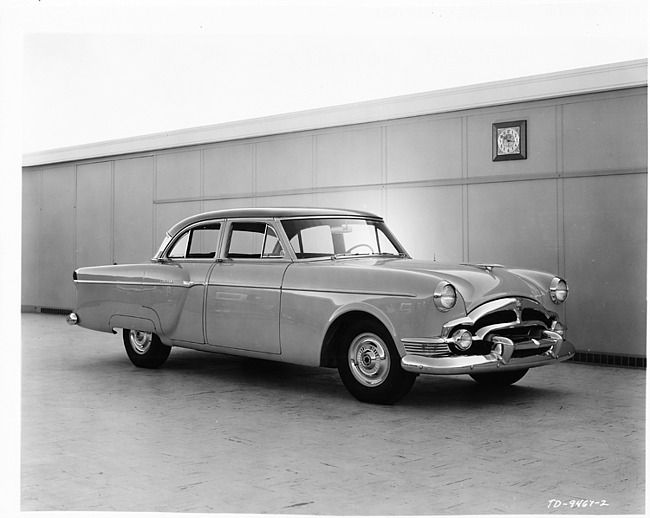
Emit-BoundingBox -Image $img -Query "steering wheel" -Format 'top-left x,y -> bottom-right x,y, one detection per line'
345,243 -> 374,254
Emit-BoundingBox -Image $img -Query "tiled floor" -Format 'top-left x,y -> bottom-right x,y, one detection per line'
22,313 -> 645,514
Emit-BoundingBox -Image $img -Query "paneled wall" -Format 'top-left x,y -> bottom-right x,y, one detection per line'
22,87 -> 647,359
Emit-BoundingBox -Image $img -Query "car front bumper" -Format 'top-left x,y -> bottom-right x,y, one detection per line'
400,331 -> 575,375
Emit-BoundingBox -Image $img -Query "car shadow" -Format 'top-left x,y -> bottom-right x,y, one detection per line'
402,373 -> 565,409
88,346 -> 570,408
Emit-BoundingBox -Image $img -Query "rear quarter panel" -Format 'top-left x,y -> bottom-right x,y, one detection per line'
74,264 -> 150,333
74,262 -> 208,344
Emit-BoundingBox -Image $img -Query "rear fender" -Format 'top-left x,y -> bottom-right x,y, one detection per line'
108,314 -> 172,346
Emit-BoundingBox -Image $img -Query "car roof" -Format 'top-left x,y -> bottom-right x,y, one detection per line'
167,207 -> 383,236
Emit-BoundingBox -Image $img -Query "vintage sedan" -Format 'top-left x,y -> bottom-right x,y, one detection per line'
68,207 -> 575,404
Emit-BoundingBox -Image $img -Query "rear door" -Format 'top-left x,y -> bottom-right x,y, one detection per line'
206,220 -> 289,354
142,221 -> 222,344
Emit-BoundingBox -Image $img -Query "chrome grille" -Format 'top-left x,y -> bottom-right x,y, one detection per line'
403,341 -> 450,357
522,308 -> 552,326
471,299 -> 553,339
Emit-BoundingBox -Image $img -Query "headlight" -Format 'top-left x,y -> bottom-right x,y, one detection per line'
550,277 -> 569,304
434,281 -> 457,311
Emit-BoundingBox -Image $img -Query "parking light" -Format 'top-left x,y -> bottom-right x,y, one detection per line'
452,329 -> 473,351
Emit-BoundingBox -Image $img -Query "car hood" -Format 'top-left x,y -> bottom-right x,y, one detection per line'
366,257 -> 549,311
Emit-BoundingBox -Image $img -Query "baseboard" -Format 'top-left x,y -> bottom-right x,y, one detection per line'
38,307 -> 73,316
570,351 -> 646,369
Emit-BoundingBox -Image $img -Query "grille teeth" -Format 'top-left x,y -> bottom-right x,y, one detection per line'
472,301 -> 553,339
402,341 -> 450,357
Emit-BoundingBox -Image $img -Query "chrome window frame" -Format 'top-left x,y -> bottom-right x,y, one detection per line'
156,219 -> 225,263
221,218 -> 293,262
278,215 -> 409,261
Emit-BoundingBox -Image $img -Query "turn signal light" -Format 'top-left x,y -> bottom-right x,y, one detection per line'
452,329 -> 473,351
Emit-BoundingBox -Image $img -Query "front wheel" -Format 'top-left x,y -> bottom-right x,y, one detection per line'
337,321 -> 416,404
469,368 -> 528,386
123,329 -> 171,369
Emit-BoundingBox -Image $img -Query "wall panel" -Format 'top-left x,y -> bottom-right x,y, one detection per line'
256,136 -> 312,193
203,197 -> 254,212
316,189 -> 382,216
40,166 -> 76,309
386,185 -> 464,263
156,150 -> 201,201
563,93 -> 647,173
564,173 -> 647,355
468,180 -> 559,272
316,127 -> 381,188
386,117 -> 462,183
21,170 -> 42,307
204,144 -> 253,197
76,162 -> 112,268
154,201 -> 202,246
254,193 -> 316,208
114,157 -> 155,262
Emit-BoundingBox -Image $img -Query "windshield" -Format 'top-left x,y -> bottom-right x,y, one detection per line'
281,218 -> 407,259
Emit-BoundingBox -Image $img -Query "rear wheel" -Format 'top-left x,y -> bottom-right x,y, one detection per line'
337,320 -> 416,404
469,369 -> 528,386
123,329 -> 171,368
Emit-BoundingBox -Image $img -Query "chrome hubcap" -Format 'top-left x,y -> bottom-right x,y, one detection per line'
348,333 -> 390,387
129,330 -> 152,355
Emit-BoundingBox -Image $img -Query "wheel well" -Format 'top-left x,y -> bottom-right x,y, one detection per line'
320,311 -> 387,368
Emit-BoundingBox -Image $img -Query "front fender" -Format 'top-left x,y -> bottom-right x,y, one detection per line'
507,268 -> 560,307
327,300 -> 399,344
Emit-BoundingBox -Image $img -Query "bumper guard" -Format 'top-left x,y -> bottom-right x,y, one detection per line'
401,331 -> 575,375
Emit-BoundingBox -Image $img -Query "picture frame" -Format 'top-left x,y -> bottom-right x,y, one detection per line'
492,120 -> 527,161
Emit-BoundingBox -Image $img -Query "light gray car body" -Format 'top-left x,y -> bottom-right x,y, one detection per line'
69,207 -> 575,402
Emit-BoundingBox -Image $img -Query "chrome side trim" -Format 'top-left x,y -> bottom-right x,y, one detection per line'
74,279 -> 206,288
74,279 -> 142,285
283,287 -> 417,298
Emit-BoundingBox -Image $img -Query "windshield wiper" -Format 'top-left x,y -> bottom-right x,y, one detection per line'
331,252 -> 366,259
331,251 -> 407,260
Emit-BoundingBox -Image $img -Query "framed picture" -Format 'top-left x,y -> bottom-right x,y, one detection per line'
492,120 -> 527,161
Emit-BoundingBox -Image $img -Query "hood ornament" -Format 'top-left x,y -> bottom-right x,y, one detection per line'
461,263 -> 504,272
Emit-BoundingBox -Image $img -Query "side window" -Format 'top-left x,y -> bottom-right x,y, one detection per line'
262,226 -> 284,258
377,229 -> 400,255
187,224 -> 221,258
227,222 -> 285,259
167,223 -> 221,259
168,232 -> 190,258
